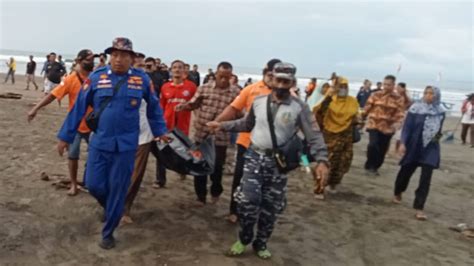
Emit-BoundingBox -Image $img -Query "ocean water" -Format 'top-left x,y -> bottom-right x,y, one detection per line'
1,50 -> 470,117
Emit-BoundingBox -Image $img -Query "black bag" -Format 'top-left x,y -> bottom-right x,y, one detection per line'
266,95 -> 304,173
156,128 -> 216,176
85,78 -> 127,132
352,125 -> 361,143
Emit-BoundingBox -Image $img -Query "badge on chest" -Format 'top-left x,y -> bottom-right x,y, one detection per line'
128,76 -> 143,90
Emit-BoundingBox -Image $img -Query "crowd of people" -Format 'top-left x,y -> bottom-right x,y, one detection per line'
11,36 -> 470,257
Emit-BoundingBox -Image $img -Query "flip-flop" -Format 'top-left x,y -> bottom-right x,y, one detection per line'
314,194 -> 325,200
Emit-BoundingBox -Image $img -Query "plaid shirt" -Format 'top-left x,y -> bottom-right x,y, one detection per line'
191,82 -> 240,145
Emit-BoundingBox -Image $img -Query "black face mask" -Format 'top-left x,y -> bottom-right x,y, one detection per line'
273,87 -> 291,99
82,61 -> 94,72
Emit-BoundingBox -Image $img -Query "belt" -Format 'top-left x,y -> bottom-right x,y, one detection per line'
249,144 -> 274,157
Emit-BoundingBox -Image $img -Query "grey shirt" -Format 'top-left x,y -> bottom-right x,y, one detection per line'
221,94 -> 328,162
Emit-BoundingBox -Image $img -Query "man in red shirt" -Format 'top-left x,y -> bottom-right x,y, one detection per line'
153,60 -> 196,187
160,60 -> 196,135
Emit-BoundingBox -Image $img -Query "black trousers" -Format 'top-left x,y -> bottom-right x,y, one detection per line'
149,141 -> 167,186
194,145 -> 227,203
394,163 -> 434,210
365,129 -> 393,171
4,69 -> 15,84
229,144 -> 247,215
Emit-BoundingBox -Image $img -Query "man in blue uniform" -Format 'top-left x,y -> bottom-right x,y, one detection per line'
57,37 -> 168,249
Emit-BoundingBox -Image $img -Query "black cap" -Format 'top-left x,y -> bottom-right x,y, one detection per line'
272,62 -> 297,80
266,58 -> 282,71
76,49 -> 99,61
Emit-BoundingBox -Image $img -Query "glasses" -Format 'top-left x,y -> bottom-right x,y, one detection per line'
145,64 -> 153,68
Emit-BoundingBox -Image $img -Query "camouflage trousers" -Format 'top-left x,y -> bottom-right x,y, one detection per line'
234,148 -> 287,251
324,129 -> 353,186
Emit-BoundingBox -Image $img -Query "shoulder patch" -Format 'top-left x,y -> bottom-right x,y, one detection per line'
82,79 -> 91,90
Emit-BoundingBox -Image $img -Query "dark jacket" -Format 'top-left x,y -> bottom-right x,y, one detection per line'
400,112 -> 445,168
146,71 -> 164,97
188,71 -> 200,86
356,87 -> 371,108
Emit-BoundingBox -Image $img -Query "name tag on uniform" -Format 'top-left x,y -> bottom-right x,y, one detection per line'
98,79 -> 112,84
97,84 -> 113,89
97,77 -> 112,88
128,85 -> 142,90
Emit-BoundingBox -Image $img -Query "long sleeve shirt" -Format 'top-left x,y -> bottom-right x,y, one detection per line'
221,95 -> 328,162
57,66 -> 167,152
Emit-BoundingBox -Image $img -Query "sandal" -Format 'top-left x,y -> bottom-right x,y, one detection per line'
314,193 -> 325,200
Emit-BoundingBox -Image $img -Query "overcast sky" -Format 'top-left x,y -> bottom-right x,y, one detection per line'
0,0 -> 472,87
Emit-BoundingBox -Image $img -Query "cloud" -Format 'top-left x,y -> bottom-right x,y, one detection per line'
398,28 -> 472,63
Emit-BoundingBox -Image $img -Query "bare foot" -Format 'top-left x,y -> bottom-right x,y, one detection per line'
415,210 -> 427,221
392,195 -> 402,204
67,185 -> 79,196
194,200 -> 206,208
227,214 -> 238,224
314,193 -> 325,200
120,215 -> 133,225
210,196 -> 220,204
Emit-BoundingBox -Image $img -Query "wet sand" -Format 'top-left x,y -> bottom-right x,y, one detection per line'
0,75 -> 473,265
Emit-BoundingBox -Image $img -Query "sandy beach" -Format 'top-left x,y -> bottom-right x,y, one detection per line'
0,75 -> 473,266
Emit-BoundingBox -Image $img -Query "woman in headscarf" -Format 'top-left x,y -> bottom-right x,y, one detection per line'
314,77 -> 359,199
393,86 -> 445,220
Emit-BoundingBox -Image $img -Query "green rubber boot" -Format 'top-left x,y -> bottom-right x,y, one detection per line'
227,240 -> 246,256
256,249 -> 272,259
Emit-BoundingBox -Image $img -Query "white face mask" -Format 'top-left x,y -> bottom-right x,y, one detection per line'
338,88 -> 348,97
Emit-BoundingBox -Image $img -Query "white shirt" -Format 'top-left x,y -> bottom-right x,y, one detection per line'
139,100 -> 154,145
461,102 -> 474,124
